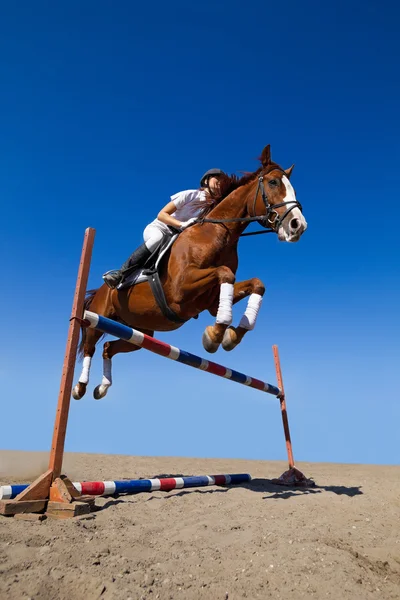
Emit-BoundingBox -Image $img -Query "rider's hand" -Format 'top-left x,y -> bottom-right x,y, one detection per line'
180,218 -> 198,230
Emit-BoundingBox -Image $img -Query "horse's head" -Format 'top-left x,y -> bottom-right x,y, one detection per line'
251,145 -> 307,242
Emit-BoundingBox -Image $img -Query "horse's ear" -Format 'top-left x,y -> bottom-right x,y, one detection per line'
260,145 -> 271,167
285,164 -> 294,179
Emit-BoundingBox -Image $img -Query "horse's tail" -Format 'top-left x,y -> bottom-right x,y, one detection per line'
78,288 -> 103,359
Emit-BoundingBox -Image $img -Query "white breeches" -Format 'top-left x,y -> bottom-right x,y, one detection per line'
143,223 -> 169,252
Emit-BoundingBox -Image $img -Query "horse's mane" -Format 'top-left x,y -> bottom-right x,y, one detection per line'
222,170 -> 260,196
220,159 -> 283,197
201,159 -> 283,220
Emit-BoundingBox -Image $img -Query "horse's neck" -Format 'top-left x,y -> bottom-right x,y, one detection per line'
208,182 -> 255,237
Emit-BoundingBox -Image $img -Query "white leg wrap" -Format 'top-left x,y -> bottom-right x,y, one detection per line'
216,282 -> 234,325
101,358 -> 112,387
239,293 -> 263,330
78,356 -> 92,384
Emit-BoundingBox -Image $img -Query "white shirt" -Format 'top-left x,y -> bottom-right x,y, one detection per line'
148,189 -> 210,233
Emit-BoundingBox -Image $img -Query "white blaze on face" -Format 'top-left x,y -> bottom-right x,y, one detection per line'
279,175 -> 307,241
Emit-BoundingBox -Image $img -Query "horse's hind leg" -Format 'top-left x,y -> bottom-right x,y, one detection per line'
72,328 -> 104,400
93,330 -> 154,400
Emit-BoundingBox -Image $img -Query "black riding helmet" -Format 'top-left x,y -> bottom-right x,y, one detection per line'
200,168 -> 225,188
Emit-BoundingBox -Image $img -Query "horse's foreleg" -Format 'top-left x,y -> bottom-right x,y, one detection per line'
222,278 -> 265,351
202,266 -> 236,353
72,328 -> 104,400
93,331 -> 153,399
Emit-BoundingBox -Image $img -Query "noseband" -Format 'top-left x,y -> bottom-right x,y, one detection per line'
252,172 -> 303,232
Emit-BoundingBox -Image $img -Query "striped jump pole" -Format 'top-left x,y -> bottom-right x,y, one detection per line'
81,310 -> 313,486
82,311 -> 281,396
0,474 -> 251,500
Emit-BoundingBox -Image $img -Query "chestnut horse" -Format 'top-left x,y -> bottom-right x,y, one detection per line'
73,145 -> 307,400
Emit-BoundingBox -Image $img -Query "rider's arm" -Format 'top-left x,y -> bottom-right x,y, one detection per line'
157,201 -> 183,229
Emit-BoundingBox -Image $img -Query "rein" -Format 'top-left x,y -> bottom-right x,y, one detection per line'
199,171 -> 302,238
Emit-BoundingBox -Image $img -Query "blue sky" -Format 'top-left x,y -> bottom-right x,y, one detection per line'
1,1 -> 399,467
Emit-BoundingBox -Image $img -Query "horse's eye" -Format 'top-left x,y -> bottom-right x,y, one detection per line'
269,179 -> 278,187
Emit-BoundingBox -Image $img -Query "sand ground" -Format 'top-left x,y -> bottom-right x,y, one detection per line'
0,451 -> 399,600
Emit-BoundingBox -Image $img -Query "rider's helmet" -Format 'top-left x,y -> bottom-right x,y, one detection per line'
200,168 -> 225,188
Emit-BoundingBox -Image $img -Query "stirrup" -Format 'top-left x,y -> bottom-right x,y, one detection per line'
102,269 -> 123,289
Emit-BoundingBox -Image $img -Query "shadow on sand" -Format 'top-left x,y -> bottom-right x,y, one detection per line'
249,478 -> 363,499
88,473 -> 362,514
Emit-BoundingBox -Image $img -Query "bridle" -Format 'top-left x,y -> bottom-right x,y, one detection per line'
251,171 -> 303,233
200,169 -> 303,237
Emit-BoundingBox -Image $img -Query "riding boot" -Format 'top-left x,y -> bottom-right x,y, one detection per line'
103,243 -> 152,289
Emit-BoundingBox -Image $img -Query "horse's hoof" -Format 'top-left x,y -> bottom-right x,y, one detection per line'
93,384 -> 109,400
202,327 -> 220,353
222,327 -> 238,351
72,383 -> 86,400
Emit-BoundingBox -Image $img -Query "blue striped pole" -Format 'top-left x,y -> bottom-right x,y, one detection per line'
0,474 -> 251,500
83,311 -> 281,396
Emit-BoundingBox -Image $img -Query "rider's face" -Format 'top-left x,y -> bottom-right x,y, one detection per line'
207,175 -> 222,195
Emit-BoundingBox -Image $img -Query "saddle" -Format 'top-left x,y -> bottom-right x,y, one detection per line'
117,231 -> 191,324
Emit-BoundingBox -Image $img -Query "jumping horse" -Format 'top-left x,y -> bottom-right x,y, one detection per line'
73,145 -> 307,400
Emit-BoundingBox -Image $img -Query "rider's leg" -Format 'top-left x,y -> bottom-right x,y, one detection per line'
119,224 -> 166,272
103,224 -> 166,289
143,223 -> 167,252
